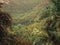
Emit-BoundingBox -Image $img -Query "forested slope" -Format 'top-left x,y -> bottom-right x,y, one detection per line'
3,0 -> 60,45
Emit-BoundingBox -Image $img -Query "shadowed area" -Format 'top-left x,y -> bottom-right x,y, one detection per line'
0,9 -> 31,45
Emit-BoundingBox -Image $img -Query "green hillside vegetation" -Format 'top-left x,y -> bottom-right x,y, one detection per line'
3,0 -> 60,45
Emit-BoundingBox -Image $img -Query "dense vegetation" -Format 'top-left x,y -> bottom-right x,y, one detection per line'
2,0 -> 60,45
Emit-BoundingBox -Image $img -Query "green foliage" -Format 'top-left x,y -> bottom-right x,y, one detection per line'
4,0 -> 60,45
51,0 -> 60,16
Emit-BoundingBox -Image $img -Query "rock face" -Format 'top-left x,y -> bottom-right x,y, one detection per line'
0,10 -> 31,45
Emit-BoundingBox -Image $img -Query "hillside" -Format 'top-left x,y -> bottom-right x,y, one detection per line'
3,0 -> 51,25
3,0 -> 40,13
2,0 -> 60,45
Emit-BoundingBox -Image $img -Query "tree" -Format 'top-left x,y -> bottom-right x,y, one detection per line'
51,0 -> 60,15
43,0 -> 60,45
